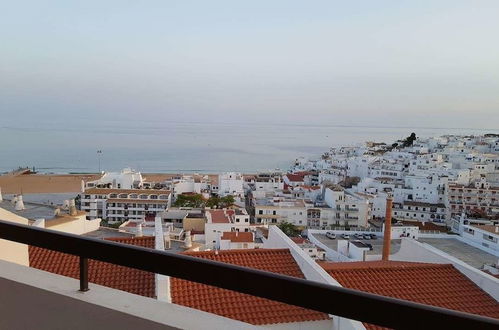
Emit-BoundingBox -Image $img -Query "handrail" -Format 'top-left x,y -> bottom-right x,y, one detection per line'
0,219 -> 498,329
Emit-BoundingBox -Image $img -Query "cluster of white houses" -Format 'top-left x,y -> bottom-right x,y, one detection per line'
291,134 -> 499,227
79,134 -> 499,241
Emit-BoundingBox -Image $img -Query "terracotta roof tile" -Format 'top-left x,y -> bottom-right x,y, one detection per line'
171,249 -> 329,325
220,231 -> 254,243
207,209 -> 234,223
29,236 -> 155,298
29,237 -> 328,325
321,261 -> 499,329
285,174 -> 305,182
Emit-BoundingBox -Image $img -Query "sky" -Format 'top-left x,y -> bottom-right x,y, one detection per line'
1,1 -> 498,129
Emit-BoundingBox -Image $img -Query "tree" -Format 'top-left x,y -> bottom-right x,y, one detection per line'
206,195 -> 235,209
206,196 -> 220,209
277,222 -> 301,237
220,195 -> 235,208
402,132 -> 417,147
174,194 -> 205,208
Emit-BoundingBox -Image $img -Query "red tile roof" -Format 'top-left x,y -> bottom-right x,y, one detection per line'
298,185 -> 321,190
171,249 -> 329,325
207,209 -> 234,223
285,174 -> 305,182
290,237 -> 309,244
220,231 -> 253,243
29,236 -> 156,298
321,261 -> 499,329
29,237 -> 327,326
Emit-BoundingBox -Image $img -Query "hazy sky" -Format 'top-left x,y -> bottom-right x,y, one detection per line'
1,1 -> 498,128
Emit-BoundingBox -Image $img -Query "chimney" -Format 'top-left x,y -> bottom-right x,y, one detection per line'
382,194 -> 393,261
15,195 -> 25,211
184,230 -> 192,248
69,199 -> 77,216
136,223 -> 143,237
0,187 -> 3,202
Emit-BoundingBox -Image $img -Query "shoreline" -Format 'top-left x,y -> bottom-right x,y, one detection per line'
0,172 -> 257,194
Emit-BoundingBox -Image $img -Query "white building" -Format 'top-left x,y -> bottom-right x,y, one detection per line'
392,201 -> 447,223
80,188 -> 171,222
204,209 -> 253,249
172,175 -> 210,197
218,231 -> 259,250
323,184 -> 370,228
85,168 -> 144,190
447,176 -> 499,218
217,172 -> 244,199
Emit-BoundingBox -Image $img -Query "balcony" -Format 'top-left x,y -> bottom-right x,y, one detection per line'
0,220 -> 497,330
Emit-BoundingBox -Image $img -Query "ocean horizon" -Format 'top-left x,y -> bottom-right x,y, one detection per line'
1,119 -> 498,174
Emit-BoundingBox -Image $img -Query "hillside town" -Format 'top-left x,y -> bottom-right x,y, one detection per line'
0,133 -> 498,329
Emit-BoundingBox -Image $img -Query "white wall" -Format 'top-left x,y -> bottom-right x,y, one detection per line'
47,215 -> 101,235
0,208 -> 29,266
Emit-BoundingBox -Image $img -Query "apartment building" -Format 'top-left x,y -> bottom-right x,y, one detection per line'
392,201 -> 447,223
322,184 -> 370,228
447,176 -> 499,217
217,172 -> 244,199
255,198 -> 310,226
80,188 -> 171,222
245,172 -> 284,196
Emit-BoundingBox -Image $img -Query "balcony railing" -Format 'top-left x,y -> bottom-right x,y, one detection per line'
0,219 -> 497,329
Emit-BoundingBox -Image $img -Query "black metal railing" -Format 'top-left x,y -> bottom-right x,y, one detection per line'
0,219 -> 498,329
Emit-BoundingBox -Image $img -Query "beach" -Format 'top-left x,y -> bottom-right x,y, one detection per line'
0,172 -> 101,194
0,172 -> 223,194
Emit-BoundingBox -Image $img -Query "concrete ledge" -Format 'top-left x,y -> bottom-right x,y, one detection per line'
0,260 -> 258,330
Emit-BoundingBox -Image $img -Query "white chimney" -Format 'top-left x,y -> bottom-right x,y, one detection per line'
11,195 -> 17,206
15,195 -> 25,211
69,199 -> 77,216
164,228 -> 171,249
184,230 -> 192,248
136,223 -> 143,237
0,187 -> 3,202
154,216 -> 171,303
33,218 -> 45,228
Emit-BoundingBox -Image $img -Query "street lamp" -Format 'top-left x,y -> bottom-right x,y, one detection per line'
97,150 -> 103,173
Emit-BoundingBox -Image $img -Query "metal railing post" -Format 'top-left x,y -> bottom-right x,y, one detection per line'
79,256 -> 89,292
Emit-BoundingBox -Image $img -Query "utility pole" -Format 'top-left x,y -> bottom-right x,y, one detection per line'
97,150 -> 103,173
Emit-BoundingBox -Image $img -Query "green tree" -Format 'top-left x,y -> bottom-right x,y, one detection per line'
277,222 -> 301,237
174,194 -> 205,208
206,196 -> 220,209
206,195 -> 235,209
402,132 -> 417,147
219,195 -> 235,208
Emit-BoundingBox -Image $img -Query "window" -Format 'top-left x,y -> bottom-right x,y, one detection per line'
259,210 -> 263,215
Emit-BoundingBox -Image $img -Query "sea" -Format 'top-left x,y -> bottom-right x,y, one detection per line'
1,119 -> 498,174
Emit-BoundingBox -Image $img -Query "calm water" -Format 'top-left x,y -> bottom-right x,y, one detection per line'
1,119 -> 498,174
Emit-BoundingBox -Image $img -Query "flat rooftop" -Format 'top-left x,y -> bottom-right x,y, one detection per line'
0,200 -> 55,220
313,233 -> 401,256
83,228 -> 134,239
418,238 -> 498,269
